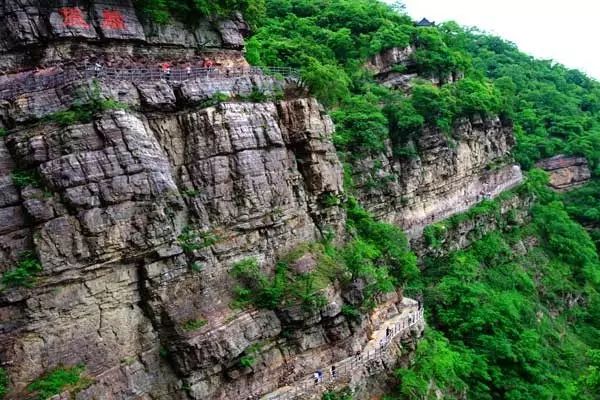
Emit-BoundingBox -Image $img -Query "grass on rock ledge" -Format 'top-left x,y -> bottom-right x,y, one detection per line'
26,365 -> 92,400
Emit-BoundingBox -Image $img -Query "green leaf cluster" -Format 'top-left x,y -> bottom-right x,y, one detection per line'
0,368 -> 7,399
181,318 -> 207,332
1,251 -> 43,289
134,0 -> 266,28
27,365 -> 92,400
46,82 -> 127,127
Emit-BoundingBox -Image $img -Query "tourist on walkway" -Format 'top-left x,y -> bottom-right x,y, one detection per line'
331,365 -> 337,380
161,62 -> 171,80
380,337 -> 387,348
314,371 -> 319,385
386,327 -> 391,338
94,62 -> 102,76
186,65 -> 192,78
355,350 -> 361,362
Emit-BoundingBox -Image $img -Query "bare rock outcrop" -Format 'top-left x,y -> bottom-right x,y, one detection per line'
0,4 -> 361,397
366,46 -> 463,91
365,46 -> 415,76
535,155 -> 591,191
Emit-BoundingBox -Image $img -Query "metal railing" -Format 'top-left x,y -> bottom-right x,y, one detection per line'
231,307 -> 425,400
0,65 -> 300,101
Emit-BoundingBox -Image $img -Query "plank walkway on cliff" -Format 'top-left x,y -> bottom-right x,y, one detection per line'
0,65 -> 300,101
253,304 -> 425,400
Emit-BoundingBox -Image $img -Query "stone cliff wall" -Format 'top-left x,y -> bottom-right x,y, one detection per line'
0,7 -> 529,399
365,46 -> 463,91
0,0 -> 248,73
410,192 -> 533,259
0,89 -> 357,398
353,115 -> 523,238
535,154 -> 591,191
0,2 -> 393,398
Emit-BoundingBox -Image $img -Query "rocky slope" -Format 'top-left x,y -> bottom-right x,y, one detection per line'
0,2 -> 425,399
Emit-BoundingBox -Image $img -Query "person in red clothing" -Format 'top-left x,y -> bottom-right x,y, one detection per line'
161,62 -> 171,79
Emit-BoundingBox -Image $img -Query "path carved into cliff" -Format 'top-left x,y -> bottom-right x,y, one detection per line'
258,304 -> 425,400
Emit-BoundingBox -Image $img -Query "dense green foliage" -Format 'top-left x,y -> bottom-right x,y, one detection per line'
248,0 -> 506,158
322,388 -> 353,400
134,0 -> 265,27
564,181 -> 600,250
27,365 -> 91,400
177,226 -> 219,254
238,343 -> 262,368
11,169 -> 42,189
0,368 -> 7,399
250,0 -> 600,179
458,30 -> 600,172
390,178 -> 600,399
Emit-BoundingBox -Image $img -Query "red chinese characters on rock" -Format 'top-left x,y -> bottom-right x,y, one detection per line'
59,7 -> 90,28
101,9 -> 126,30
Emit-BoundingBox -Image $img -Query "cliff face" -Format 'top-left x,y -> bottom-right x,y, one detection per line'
535,155 -> 591,191
0,2 -> 426,399
0,0 -> 248,72
359,47 -> 524,237
353,116 -> 523,237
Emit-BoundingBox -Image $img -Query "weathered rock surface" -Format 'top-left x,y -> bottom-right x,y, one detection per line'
411,192 -> 533,259
0,72 -> 292,124
0,3 -> 426,399
0,94 -> 347,399
353,116 -> 523,237
0,0 -> 249,73
535,155 -> 592,191
365,46 -> 415,76
366,46 -> 463,91
0,8 -> 528,400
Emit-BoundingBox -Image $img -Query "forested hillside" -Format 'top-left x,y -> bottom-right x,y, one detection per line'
246,1 -> 600,398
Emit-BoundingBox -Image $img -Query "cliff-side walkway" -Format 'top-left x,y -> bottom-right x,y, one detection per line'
259,304 -> 424,400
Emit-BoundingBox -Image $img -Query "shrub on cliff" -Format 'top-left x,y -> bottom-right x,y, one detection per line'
0,368 -> 7,399
27,365 -> 92,400
46,82 -> 127,127
1,251 -> 43,289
